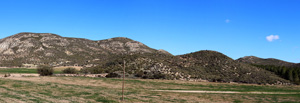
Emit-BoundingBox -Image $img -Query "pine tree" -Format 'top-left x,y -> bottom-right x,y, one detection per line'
288,69 -> 294,81
282,67 -> 287,78
294,70 -> 299,82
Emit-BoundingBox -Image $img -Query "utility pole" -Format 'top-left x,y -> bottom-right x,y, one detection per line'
122,60 -> 125,102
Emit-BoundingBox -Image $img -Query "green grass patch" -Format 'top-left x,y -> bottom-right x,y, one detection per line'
0,68 -> 62,74
96,97 -> 117,103
12,84 -> 22,88
0,68 -> 37,74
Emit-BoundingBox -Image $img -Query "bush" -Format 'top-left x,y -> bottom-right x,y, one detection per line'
79,66 -> 117,74
106,71 -> 130,78
62,68 -> 77,74
79,68 -> 89,74
135,70 -> 144,77
106,72 -> 121,78
37,65 -> 54,76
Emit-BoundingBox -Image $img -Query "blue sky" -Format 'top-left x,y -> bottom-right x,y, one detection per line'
0,0 -> 299,63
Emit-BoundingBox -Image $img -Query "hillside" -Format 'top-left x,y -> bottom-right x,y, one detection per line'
82,50 -> 289,84
237,56 -> 300,84
0,32 -> 169,67
0,33 -> 291,84
177,50 -> 289,84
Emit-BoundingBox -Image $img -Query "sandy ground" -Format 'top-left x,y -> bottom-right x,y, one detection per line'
53,66 -> 82,71
152,90 -> 300,94
3,76 -> 121,88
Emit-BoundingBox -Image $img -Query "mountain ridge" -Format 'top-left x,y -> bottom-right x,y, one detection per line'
237,56 -> 297,67
0,32 -> 169,67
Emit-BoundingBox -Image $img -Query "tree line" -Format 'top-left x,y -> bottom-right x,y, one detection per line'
252,64 -> 300,84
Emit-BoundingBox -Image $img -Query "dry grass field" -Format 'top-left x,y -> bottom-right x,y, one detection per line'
1,75 -> 300,103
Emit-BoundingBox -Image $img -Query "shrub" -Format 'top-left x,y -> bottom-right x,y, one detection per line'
106,72 -> 121,78
79,68 -> 89,74
135,70 -> 144,77
80,66 -> 115,74
4,73 -> 11,77
37,65 -> 53,76
152,73 -> 170,79
106,71 -> 130,78
62,68 -> 77,74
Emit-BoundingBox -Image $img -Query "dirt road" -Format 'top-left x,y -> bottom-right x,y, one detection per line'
153,90 -> 299,94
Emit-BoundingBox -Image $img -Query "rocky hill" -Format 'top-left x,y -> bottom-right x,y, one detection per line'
81,50 -> 288,84
176,51 -> 289,84
0,33 -> 291,84
0,32 -> 169,67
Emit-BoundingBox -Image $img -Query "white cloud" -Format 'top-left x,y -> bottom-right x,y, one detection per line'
225,19 -> 230,23
266,35 -> 279,42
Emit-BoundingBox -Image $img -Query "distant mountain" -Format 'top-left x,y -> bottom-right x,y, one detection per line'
237,56 -> 300,84
237,56 -> 295,67
0,33 -> 291,84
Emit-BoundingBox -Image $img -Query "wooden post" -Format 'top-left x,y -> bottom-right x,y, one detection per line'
122,60 -> 125,102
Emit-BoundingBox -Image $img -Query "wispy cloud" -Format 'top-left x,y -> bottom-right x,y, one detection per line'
266,35 -> 279,42
225,19 -> 230,23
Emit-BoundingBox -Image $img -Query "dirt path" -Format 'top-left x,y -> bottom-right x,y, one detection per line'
0,73 -> 39,77
153,90 -> 300,94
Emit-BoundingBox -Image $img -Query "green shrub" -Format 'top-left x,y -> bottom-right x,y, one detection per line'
80,66 -> 117,74
79,68 -> 89,74
37,65 -> 53,76
62,68 -> 77,74
106,72 -> 121,78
